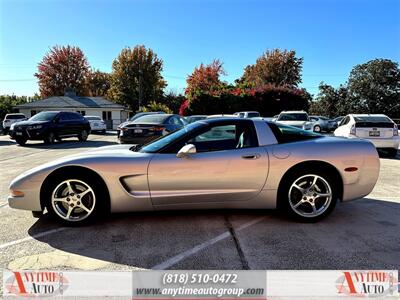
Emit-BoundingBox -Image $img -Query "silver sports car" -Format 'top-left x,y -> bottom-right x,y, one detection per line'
8,118 -> 380,225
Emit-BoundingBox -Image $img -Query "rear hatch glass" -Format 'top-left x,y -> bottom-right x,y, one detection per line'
354,116 -> 394,138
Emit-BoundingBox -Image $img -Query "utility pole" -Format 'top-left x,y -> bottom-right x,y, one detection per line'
138,69 -> 143,112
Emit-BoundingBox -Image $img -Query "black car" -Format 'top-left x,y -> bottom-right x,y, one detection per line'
117,114 -> 187,144
9,111 -> 91,146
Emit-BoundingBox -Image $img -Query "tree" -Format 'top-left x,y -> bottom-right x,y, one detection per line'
185,59 -> 226,100
309,83 -> 349,117
35,46 -> 90,97
0,95 -> 28,120
108,45 -> 166,111
237,49 -> 303,87
162,90 -> 186,113
86,69 -> 111,97
347,59 -> 400,117
142,101 -> 172,113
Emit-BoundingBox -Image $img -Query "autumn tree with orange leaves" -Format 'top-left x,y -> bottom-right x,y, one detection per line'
185,59 -> 227,100
35,46 -> 90,97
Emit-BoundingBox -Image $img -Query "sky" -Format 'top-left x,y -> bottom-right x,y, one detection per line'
0,0 -> 399,97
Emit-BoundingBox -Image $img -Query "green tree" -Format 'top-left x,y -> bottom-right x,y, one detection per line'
0,95 -> 29,120
309,83 -> 349,117
347,59 -> 400,116
86,69 -> 111,97
108,45 -> 166,111
142,101 -> 172,113
237,49 -> 303,87
35,45 -> 90,97
162,90 -> 186,113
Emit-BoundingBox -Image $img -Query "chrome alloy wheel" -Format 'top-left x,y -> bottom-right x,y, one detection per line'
51,179 -> 96,222
288,174 -> 332,218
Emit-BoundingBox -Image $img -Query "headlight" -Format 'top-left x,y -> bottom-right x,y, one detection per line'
10,123 -> 16,130
28,125 -> 43,130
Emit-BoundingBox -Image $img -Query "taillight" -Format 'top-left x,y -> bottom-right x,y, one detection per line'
151,126 -> 165,132
350,124 -> 356,135
394,124 -> 399,136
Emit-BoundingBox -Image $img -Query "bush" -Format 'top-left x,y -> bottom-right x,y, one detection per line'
180,84 -> 310,116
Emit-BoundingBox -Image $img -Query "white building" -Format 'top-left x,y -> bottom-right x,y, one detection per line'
16,92 -> 128,130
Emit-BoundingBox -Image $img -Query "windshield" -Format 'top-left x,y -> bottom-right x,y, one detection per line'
278,113 -> 308,121
29,112 -> 58,121
247,112 -> 260,118
5,114 -> 25,119
139,122 -> 204,153
354,116 -> 392,123
133,114 -> 169,124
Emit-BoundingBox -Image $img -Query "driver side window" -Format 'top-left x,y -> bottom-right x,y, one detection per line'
163,122 -> 258,153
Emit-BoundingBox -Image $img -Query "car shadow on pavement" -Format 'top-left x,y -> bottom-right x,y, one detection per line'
17,139 -> 118,149
27,198 -> 400,270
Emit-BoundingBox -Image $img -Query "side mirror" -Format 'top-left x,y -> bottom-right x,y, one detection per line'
176,144 -> 196,158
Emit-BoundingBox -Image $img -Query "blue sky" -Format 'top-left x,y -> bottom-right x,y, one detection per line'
0,0 -> 399,97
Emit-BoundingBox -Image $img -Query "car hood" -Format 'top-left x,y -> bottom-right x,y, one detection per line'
12,120 -> 49,127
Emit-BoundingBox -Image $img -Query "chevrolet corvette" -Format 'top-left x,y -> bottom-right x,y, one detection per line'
8,118 -> 380,224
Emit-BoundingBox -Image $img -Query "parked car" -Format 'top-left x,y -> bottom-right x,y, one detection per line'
309,116 -> 338,132
84,116 -> 107,134
119,111 -> 166,128
234,111 -> 261,118
8,118 -> 380,225
333,116 -> 344,126
9,111 -> 91,146
186,115 -> 207,123
117,114 -> 187,144
2,113 -> 26,133
275,111 -> 310,129
207,114 -> 238,118
334,114 -> 399,157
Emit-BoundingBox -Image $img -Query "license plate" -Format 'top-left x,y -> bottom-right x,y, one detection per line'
134,129 -> 143,133
369,131 -> 380,137
16,132 -> 22,136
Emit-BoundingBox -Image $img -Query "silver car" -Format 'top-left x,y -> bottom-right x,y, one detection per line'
8,118 -> 380,225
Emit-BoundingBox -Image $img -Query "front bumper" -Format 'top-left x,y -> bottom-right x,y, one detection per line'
10,127 -> 48,140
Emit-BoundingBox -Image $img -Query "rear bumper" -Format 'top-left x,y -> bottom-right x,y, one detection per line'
118,134 -> 159,144
366,136 -> 400,149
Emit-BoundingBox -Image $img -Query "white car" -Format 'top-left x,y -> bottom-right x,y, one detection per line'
84,116 -> 107,133
2,113 -> 26,133
233,111 -> 261,118
334,114 -> 399,157
275,111 -> 311,129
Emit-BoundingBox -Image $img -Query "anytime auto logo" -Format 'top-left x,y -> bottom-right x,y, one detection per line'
5,271 -> 69,297
336,271 -> 397,297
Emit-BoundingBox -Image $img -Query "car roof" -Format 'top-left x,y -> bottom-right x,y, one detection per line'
351,114 -> 388,117
280,111 -> 307,113
5,113 -> 25,115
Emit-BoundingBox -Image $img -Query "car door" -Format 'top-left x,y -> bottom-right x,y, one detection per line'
57,112 -> 72,136
147,120 -> 269,206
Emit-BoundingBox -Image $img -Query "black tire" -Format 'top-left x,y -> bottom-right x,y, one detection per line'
15,137 -> 27,146
44,172 -> 108,226
278,169 -> 338,222
313,125 -> 321,133
44,132 -> 56,144
101,129 -> 106,134
78,129 -> 88,142
387,148 -> 398,158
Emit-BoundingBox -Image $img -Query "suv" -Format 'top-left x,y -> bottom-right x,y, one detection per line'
2,113 -> 26,133
9,111 -> 91,146
275,111 -> 311,129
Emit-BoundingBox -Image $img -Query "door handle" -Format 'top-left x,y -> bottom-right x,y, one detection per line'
241,153 -> 260,160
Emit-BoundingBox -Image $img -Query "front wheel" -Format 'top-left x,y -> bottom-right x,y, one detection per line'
386,148 -> 398,158
279,171 -> 337,222
16,137 -> 27,146
313,125 -> 321,133
44,132 -> 56,144
78,130 -> 88,142
45,176 -> 105,225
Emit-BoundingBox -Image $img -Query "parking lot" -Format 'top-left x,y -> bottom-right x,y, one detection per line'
0,132 -> 399,275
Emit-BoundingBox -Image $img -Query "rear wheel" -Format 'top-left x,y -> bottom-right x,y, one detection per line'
45,175 -> 106,225
387,148 -> 398,158
78,130 -> 88,142
15,137 -> 27,146
279,170 -> 337,222
101,129 -> 106,134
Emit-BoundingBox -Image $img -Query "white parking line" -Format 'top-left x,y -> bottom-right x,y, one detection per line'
0,227 -> 67,250
151,217 -> 265,270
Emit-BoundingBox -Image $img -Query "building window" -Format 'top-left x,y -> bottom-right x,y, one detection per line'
77,110 -> 86,116
102,111 -> 112,120
31,110 -> 37,116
